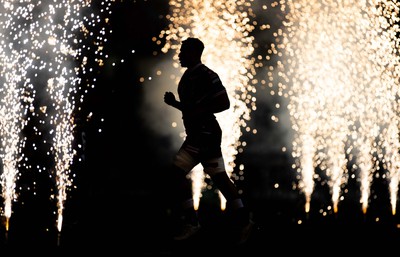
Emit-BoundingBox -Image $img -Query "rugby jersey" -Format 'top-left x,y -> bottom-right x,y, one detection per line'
178,63 -> 228,135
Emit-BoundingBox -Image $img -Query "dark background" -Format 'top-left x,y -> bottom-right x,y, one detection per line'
0,0 -> 399,255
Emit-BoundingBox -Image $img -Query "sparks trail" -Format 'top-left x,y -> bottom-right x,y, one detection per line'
0,0 -> 114,232
265,0 -> 400,216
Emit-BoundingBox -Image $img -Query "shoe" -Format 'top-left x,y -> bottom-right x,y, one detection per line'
236,220 -> 255,245
173,223 -> 201,241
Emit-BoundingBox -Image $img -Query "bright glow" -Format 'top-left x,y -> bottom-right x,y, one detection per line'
266,1 -> 400,214
160,0 -> 257,210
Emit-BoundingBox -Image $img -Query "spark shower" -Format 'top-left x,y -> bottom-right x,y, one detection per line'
0,0 -> 113,232
264,0 -> 400,216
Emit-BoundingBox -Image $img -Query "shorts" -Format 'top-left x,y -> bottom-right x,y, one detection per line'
173,132 -> 226,176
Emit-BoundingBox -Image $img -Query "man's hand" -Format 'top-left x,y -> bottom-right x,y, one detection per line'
164,91 -> 177,106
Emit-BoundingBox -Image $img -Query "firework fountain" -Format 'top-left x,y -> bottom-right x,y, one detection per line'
264,0 -> 400,215
0,0 -> 113,234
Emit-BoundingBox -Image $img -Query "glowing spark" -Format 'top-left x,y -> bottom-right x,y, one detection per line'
266,1 -> 400,215
159,0 -> 257,210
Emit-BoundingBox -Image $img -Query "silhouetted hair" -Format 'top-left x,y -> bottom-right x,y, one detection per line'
182,37 -> 204,57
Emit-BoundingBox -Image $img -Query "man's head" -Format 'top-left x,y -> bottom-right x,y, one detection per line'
178,37 -> 204,68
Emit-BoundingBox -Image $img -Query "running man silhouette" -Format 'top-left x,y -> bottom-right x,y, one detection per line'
164,37 -> 254,244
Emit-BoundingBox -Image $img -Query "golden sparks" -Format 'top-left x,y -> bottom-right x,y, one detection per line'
265,0 -> 400,215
